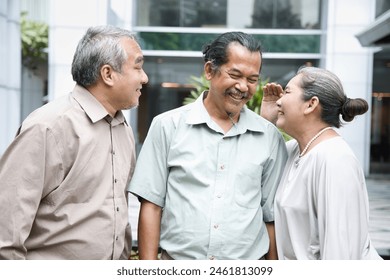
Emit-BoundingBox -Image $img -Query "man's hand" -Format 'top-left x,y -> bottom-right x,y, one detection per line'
260,83 -> 283,125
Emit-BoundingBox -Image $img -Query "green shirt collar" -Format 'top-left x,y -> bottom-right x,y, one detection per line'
186,91 -> 266,134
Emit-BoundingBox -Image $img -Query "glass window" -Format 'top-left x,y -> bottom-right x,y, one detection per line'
370,52 -> 390,174
136,0 -> 322,29
251,0 -> 321,29
137,0 -> 226,27
138,32 -> 321,53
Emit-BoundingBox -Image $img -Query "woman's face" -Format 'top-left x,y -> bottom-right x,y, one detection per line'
276,74 -> 308,134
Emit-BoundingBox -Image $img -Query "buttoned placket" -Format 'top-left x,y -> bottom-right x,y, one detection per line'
107,117 -> 122,259
207,135 -> 232,260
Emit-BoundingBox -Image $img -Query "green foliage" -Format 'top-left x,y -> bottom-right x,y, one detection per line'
21,12 -> 48,70
183,73 -> 292,141
254,34 -> 320,53
139,32 -> 217,51
183,74 -> 210,105
246,78 -> 268,115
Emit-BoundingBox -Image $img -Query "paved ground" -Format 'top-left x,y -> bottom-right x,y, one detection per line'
366,177 -> 390,258
128,177 -> 390,258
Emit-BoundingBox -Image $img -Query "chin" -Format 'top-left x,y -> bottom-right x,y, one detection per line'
123,103 -> 138,111
226,101 -> 245,112
276,120 -> 285,130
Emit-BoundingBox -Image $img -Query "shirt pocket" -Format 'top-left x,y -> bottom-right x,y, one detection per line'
234,162 -> 263,209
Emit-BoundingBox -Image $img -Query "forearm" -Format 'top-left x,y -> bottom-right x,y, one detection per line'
137,199 -> 162,260
264,222 -> 278,260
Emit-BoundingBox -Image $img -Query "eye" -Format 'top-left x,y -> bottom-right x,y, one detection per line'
228,73 -> 240,79
248,78 -> 259,84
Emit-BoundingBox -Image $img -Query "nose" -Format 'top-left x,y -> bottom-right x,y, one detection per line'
142,69 -> 149,84
235,79 -> 248,93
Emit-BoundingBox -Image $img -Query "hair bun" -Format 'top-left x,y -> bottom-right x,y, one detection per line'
341,98 -> 369,122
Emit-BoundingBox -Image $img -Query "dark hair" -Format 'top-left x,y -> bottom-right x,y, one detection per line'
71,25 -> 136,87
297,67 -> 368,128
202,31 -> 263,74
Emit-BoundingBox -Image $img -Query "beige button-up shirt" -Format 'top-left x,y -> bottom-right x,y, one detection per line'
0,85 -> 135,259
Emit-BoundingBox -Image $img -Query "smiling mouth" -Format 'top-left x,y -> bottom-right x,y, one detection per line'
227,90 -> 248,101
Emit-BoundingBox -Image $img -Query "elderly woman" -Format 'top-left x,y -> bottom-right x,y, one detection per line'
261,67 -> 382,260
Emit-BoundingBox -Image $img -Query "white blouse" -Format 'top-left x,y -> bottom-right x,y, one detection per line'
275,136 -> 382,260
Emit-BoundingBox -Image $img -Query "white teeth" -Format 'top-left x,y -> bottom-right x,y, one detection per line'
230,92 -> 244,100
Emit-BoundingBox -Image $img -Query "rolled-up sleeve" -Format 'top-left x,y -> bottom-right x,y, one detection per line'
260,129 -> 288,222
128,116 -> 171,207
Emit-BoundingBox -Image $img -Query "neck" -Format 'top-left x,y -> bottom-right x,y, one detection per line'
212,113 -> 238,133
86,85 -> 117,117
203,93 -> 239,133
299,126 -> 333,157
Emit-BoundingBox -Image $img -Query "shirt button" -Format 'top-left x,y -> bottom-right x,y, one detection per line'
214,224 -> 219,229
220,164 -> 225,170
217,194 -> 222,198
114,179 -> 118,183
115,236 -> 119,241
112,150 -> 116,155
209,256 -> 215,260
116,207 -> 120,212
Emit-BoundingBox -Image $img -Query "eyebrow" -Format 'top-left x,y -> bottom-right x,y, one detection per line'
135,56 -> 144,64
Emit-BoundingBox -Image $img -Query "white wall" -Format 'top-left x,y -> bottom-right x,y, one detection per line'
48,0 -> 109,101
325,0 -> 375,175
0,0 -> 21,154
48,0 -> 134,101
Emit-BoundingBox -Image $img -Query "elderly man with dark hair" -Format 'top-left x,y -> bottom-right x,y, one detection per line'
129,31 -> 287,260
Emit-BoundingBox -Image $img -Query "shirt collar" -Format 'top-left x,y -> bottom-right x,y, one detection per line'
71,84 -> 127,126
185,91 -> 210,125
186,91 -> 265,134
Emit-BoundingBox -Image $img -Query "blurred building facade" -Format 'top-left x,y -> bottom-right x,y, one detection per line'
1,0 -> 390,175
1,0 -> 21,154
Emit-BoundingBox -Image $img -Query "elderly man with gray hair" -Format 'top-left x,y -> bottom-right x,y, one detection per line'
0,25 -> 148,259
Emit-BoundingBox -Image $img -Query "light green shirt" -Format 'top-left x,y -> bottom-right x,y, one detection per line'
129,92 -> 287,260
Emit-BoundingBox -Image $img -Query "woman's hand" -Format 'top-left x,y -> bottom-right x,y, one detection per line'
260,83 -> 283,125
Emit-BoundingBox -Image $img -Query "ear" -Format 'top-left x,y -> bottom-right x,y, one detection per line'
204,62 -> 214,80
304,96 -> 320,114
100,64 -> 115,86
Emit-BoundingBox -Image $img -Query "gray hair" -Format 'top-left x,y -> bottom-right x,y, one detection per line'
71,25 -> 136,87
297,67 -> 368,128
